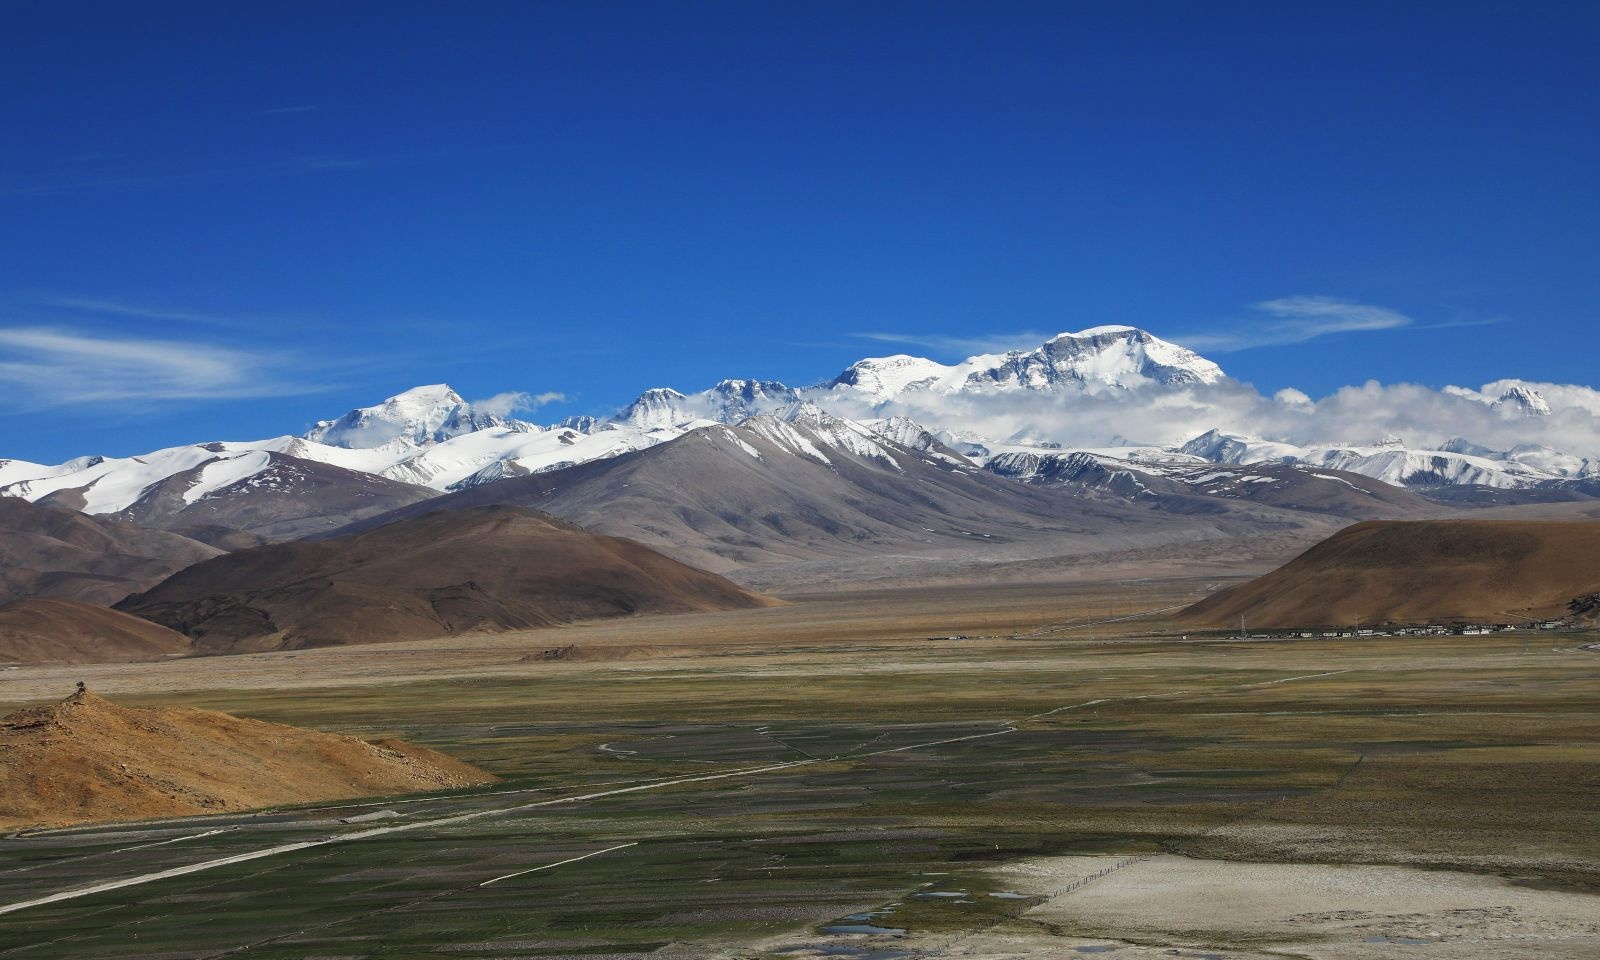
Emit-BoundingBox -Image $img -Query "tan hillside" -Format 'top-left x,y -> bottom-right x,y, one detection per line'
1181,519 -> 1600,629
0,597 -> 191,664
0,689 -> 494,829
118,505 -> 776,653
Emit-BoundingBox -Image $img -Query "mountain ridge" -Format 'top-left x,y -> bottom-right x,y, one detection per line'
326,416 -> 1357,590
0,497 -> 222,606
3,327 -> 1598,524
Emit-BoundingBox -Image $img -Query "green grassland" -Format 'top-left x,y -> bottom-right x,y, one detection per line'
0,594 -> 1596,958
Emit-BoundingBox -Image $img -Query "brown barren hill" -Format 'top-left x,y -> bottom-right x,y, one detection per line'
118,505 -> 775,652
0,597 -> 191,664
1181,519 -> 1600,629
0,496 -> 221,606
0,688 -> 494,829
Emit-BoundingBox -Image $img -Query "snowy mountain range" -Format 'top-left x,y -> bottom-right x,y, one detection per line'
1175,429 -> 1598,490
2,325 -> 1597,531
830,325 -> 1224,398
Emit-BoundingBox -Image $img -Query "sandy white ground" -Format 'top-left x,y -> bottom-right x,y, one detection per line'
915,854 -> 1600,959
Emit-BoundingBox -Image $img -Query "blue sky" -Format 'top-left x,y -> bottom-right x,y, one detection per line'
2,1 -> 1596,461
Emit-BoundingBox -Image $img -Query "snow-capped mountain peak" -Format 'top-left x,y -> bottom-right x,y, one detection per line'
304,384 -> 530,450
711,378 -> 789,399
825,326 -> 1225,402
391,383 -> 462,404
1493,384 -> 1553,417
827,355 -> 951,397
965,326 -> 1224,393
1443,380 -> 1555,418
618,388 -> 691,430
616,380 -> 800,430
1066,324 -> 1140,337
705,379 -> 800,420
775,399 -> 836,427
740,407 -> 904,468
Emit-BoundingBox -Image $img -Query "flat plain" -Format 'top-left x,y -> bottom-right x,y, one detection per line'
1,578 -> 1596,959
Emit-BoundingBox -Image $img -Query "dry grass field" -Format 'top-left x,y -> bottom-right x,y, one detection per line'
0,578 -> 1595,958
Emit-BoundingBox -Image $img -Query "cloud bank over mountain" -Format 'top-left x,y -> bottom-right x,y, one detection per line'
847,375 -> 1600,456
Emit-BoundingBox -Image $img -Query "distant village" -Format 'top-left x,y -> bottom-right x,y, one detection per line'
1229,620 -> 1571,641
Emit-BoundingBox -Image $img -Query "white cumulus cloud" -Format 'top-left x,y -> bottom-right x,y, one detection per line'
473,390 -> 567,417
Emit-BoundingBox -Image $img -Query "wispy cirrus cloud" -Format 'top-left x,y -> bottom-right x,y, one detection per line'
856,297 -> 1471,360
852,330 -> 1053,358
0,327 -> 330,408
1174,296 -> 1417,353
32,295 -> 244,328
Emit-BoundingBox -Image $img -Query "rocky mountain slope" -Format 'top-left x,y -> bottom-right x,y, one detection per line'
111,451 -> 436,541
0,497 -> 221,605
334,408 -> 1352,589
987,448 -> 1440,518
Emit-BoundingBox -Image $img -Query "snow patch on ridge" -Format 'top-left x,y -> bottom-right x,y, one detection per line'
184,452 -> 274,504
